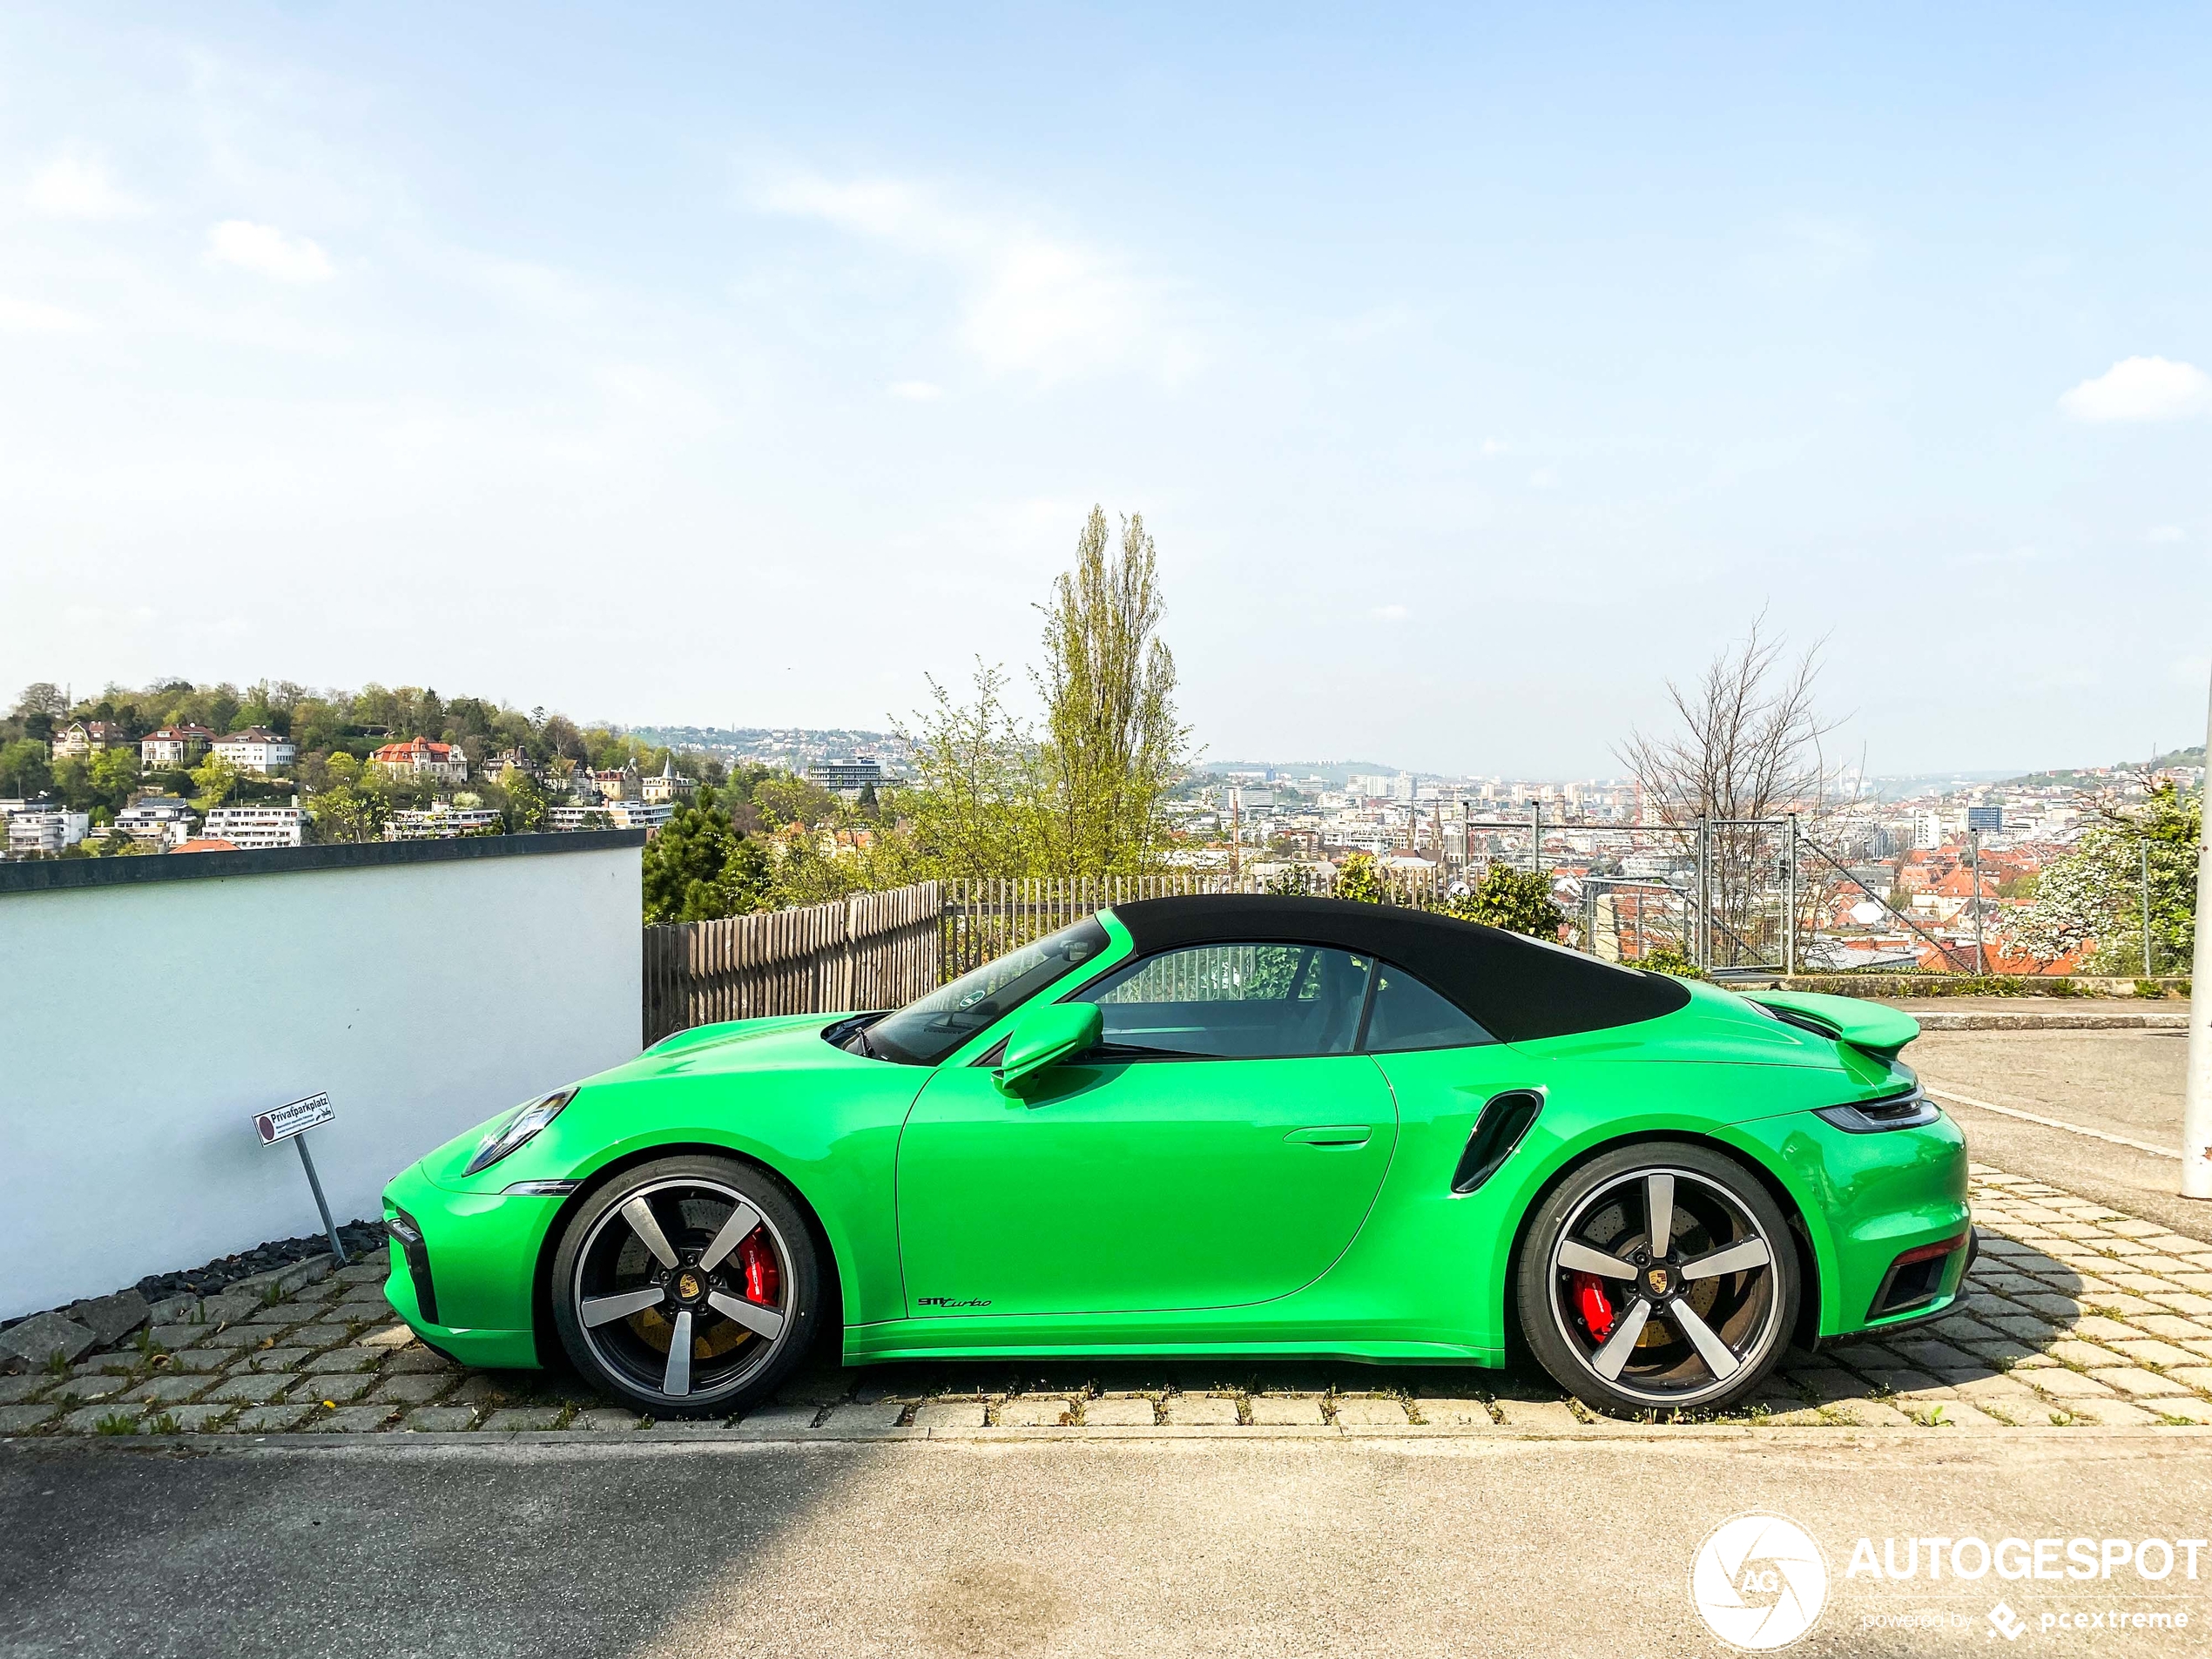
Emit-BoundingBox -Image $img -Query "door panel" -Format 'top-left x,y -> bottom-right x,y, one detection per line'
898,1054 -> 1398,1317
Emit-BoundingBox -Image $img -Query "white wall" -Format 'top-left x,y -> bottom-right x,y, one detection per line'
0,841 -> 641,1318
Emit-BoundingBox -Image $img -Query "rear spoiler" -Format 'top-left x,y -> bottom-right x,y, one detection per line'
1740,989 -> 1920,1060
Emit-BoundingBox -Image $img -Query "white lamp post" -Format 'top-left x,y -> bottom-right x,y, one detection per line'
2180,671 -> 2212,1198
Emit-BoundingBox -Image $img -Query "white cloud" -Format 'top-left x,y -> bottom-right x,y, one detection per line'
2148,525 -> 2186,543
205,219 -> 334,283
887,380 -> 941,401
26,154 -> 142,219
1528,467 -> 1559,489
2060,356 -> 2210,422
0,294 -> 93,334
749,169 -> 1184,384
1371,604 -> 1408,621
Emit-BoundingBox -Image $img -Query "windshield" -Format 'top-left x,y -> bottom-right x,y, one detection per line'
862,917 -> 1110,1066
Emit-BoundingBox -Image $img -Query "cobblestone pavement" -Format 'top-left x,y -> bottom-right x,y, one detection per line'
9,1163 -> 2212,1440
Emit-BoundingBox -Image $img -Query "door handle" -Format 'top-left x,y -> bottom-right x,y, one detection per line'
1285,1125 -> 1371,1149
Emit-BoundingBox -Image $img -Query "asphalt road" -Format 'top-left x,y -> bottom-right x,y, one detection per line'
1907,1024 -> 2212,1241
8,1432 -> 2212,1658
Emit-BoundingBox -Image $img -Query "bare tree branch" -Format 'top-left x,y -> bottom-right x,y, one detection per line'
1615,614 -> 1843,965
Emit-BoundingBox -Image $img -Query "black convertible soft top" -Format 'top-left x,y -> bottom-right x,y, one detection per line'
1107,894 -> 1689,1043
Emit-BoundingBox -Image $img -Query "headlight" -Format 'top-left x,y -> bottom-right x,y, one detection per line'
463,1088 -> 577,1175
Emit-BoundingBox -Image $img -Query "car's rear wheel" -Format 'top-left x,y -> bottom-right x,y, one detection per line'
1515,1142 -> 1797,1417
550,1155 -> 818,1418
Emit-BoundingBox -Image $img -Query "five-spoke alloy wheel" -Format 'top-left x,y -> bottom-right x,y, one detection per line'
1516,1142 -> 1797,1416
550,1155 -> 819,1417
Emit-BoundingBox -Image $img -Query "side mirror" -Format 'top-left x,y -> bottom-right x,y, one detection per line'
995,1002 -> 1103,1090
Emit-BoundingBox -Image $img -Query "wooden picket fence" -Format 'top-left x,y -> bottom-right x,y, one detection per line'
940,873 -> 1238,977
640,865 -> 1445,1044
640,881 -> 942,1046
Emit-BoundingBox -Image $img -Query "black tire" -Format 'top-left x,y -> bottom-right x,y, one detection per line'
550,1154 -> 819,1418
1515,1141 -> 1797,1417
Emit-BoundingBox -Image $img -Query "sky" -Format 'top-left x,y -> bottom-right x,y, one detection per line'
2,3 -> 2207,778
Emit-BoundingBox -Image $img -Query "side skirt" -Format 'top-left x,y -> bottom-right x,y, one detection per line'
840,1325 -> 1500,1367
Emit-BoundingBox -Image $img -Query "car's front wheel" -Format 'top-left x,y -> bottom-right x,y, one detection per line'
550,1155 -> 818,1417
1515,1142 -> 1797,1417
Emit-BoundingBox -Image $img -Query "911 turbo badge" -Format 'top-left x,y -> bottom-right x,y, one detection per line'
917,1295 -> 993,1308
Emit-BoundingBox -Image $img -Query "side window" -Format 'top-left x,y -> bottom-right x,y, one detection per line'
1361,964 -> 1494,1052
1075,943 -> 1372,1059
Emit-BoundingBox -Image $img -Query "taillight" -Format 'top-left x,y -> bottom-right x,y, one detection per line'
1815,1088 -> 1942,1134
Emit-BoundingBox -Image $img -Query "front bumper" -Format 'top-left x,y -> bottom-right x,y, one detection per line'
380,1160 -> 560,1372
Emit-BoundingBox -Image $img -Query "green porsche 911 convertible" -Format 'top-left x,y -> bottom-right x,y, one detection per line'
381,894 -> 1971,1417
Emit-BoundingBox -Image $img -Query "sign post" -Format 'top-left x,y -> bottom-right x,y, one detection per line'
253,1093 -> 347,1264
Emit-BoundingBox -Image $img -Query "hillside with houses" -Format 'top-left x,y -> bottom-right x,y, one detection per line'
0,681 -> 878,863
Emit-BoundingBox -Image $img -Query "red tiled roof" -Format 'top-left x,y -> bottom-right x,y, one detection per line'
371,738 -> 455,763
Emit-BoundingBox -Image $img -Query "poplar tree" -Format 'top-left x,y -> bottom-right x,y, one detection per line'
893,507 -> 1189,880
1033,506 -> 1188,875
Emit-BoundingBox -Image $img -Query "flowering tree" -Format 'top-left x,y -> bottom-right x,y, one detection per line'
2000,784 -> 2198,974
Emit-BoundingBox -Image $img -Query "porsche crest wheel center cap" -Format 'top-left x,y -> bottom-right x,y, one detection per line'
674,1271 -> 705,1303
1644,1264 -> 1675,1298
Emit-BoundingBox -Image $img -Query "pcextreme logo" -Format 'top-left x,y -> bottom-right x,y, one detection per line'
1689,1513 -> 1831,1651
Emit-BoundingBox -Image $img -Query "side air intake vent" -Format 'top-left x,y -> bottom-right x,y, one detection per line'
383,1200 -> 438,1324
1451,1089 -> 1544,1195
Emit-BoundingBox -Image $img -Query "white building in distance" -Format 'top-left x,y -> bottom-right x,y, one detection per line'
8,806 -> 90,857
213,728 -> 298,774
200,805 -> 306,849
115,793 -> 197,848
140,725 -> 215,769
547,800 -> 673,835
385,805 -> 503,840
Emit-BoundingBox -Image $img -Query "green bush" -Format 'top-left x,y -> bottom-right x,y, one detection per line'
1439,863 -> 1566,940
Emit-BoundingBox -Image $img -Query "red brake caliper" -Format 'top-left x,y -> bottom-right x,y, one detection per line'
736,1232 -> 779,1306
1570,1271 -> 1615,1342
